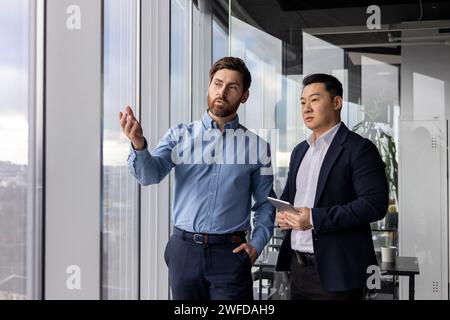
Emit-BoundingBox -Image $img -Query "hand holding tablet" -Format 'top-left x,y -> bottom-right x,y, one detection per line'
267,197 -> 299,214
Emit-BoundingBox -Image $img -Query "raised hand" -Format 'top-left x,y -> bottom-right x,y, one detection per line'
119,106 -> 145,150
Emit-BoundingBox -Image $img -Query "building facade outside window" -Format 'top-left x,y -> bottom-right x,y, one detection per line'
0,0 -> 36,300
103,0 -> 139,300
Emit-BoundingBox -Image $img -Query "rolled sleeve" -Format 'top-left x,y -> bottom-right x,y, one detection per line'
128,127 -> 180,186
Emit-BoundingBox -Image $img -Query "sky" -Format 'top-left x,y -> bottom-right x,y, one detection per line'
0,0 -> 29,165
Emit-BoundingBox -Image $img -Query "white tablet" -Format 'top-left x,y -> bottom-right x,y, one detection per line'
267,197 -> 298,214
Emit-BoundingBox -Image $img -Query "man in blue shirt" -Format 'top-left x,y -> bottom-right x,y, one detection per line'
119,57 -> 275,300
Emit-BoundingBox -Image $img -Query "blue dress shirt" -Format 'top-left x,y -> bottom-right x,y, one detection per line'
128,111 -> 275,254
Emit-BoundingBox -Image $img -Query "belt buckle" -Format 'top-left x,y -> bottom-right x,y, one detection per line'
193,233 -> 207,244
231,235 -> 242,244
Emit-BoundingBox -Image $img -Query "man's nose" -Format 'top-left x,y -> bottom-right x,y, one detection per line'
302,103 -> 312,113
218,86 -> 228,97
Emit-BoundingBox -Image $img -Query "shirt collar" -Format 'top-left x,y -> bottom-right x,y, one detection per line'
202,110 -> 240,130
307,122 -> 342,147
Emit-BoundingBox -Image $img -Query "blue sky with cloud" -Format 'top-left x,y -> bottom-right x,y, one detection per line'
0,0 -> 29,164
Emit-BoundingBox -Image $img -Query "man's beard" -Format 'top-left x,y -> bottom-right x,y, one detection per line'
207,94 -> 240,118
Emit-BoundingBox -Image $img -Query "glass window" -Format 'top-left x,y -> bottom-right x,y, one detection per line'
213,18 -> 229,62
171,0 -> 230,126
213,1 -> 230,65
171,0 -> 191,126
103,0 -> 139,300
0,0 -> 32,300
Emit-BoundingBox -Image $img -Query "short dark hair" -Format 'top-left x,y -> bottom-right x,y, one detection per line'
209,57 -> 252,92
302,73 -> 343,98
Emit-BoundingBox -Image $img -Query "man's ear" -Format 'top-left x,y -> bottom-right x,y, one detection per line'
241,90 -> 250,104
334,96 -> 343,111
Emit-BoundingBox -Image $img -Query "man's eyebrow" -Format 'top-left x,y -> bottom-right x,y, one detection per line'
212,78 -> 241,87
301,93 -> 321,100
220,80 -> 241,87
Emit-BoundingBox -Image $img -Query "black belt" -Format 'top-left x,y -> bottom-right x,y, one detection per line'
294,251 -> 316,266
173,227 -> 246,245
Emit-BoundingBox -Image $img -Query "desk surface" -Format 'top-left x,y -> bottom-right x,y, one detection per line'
255,252 -> 419,275
379,256 -> 420,275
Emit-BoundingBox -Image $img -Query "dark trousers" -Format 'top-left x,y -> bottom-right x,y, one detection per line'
289,254 -> 364,300
164,233 -> 254,300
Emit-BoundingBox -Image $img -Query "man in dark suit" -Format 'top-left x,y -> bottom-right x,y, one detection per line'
275,73 -> 389,300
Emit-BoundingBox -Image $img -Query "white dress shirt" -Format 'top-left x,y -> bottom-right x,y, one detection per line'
291,122 -> 341,253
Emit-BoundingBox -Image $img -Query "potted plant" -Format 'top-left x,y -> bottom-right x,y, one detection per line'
353,120 -> 398,203
353,112 -> 398,234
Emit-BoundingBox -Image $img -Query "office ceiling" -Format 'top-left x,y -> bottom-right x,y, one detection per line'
235,0 -> 450,44
276,0 -> 441,11
232,0 -> 450,73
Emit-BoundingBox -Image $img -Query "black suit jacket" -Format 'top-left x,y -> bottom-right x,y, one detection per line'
275,123 -> 389,292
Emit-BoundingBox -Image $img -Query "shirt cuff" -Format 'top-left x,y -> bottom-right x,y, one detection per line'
309,208 -> 315,230
249,239 -> 264,256
131,138 -> 148,154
